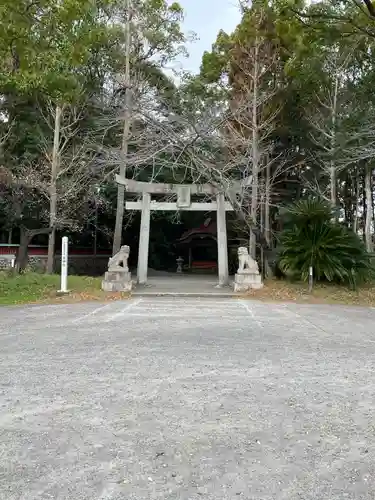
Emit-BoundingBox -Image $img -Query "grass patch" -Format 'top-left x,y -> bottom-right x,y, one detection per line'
0,272 -> 129,305
245,278 -> 375,307
2,272 -> 374,308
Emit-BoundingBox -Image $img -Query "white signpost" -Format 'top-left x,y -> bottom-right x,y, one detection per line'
59,236 -> 69,293
308,265 -> 313,293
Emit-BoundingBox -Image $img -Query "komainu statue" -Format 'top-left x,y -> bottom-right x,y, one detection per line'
108,245 -> 130,272
237,247 -> 259,274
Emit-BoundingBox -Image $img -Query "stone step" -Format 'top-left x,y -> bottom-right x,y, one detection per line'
131,290 -> 238,298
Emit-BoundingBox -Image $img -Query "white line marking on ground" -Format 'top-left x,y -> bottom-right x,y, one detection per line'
71,303 -> 114,324
138,300 -> 238,306
239,301 -> 263,328
117,313 -> 246,319
144,302 -> 238,309
105,298 -> 143,322
275,304 -> 327,333
137,305 -> 243,312
24,304 -> 64,311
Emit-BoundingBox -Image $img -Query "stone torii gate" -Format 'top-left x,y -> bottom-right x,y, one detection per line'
116,175 -> 236,286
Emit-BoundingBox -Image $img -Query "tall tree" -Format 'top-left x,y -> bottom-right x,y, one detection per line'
0,0 -> 121,271
111,0 -> 186,255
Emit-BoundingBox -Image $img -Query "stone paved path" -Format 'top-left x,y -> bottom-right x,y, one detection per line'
1,298 -> 375,499
132,274 -> 235,296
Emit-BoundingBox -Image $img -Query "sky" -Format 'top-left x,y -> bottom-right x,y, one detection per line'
174,0 -> 241,74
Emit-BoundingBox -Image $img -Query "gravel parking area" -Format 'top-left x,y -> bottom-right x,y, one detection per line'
1,297 -> 375,499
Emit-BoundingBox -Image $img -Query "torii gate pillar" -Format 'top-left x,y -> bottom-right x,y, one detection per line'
137,192 -> 151,285
217,193 -> 229,286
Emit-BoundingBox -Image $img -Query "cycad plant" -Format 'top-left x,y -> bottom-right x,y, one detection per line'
278,197 -> 374,288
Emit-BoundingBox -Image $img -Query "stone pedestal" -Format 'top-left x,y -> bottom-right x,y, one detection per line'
176,256 -> 184,273
234,271 -> 263,292
102,270 -> 132,292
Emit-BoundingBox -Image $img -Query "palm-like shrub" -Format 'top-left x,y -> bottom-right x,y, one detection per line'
278,197 -> 374,288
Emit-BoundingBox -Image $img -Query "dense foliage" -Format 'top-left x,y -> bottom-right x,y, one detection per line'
278,198 -> 374,288
0,0 -> 375,282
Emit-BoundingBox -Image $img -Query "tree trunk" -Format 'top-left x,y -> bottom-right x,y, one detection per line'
353,174 -> 360,234
365,165 -> 373,252
225,175 -> 272,255
16,227 -> 53,274
363,174 -> 367,242
330,166 -> 337,211
260,188 -> 264,277
16,227 -> 30,274
343,173 -> 351,228
46,104 -> 62,273
265,163 -> 271,245
330,74 -> 339,211
264,161 -> 273,277
113,0 -> 132,256
249,36 -> 260,260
